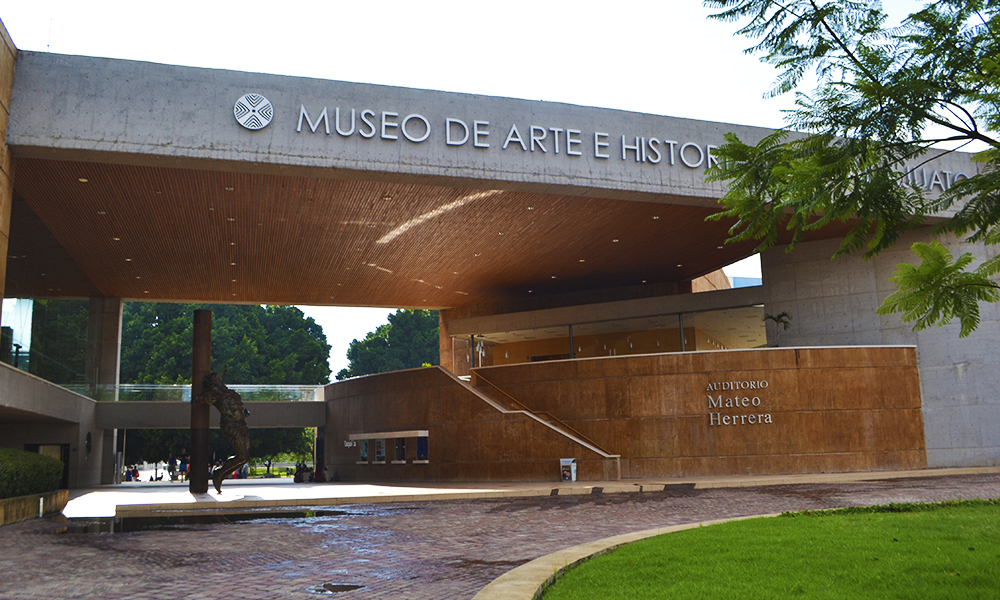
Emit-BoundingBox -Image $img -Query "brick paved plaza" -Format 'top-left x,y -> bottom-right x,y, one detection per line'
1,473 -> 997,599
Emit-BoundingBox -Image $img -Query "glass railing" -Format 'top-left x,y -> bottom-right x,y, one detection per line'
66,384 -> 324,402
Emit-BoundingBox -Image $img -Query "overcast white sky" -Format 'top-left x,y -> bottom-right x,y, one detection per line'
2,0 -> 853,372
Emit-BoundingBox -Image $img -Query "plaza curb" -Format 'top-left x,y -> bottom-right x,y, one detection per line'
471,513 -> 782,600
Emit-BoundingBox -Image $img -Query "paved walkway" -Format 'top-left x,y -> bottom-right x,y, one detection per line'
0,470 -> 997,599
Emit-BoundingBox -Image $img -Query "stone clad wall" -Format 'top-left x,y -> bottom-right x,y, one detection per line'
325,367 -> 619,483
325,348 -> 925,483
475,347 -> 925,478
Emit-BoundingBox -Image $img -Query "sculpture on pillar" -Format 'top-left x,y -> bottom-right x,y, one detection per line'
193,372 -> 250,493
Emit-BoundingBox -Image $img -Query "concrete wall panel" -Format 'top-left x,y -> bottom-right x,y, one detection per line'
761,230 -> 1000,467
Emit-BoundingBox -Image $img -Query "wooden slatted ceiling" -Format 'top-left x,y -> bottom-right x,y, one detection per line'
6,157 -> 814,308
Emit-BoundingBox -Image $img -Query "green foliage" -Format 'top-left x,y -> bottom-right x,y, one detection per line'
878,241 -> 1000,337
0,447 -> 63,498
762,311 -> 792,346
783,497 -> 1000,517
117,303 -> 326,469
250,428 -> 313,472
28,299 -> 89,385
120,428 -> 313,467
704,0 -> 1000,336
336,309 -> 439,380
544,499 -> 1000,599
120,303 -> 331,385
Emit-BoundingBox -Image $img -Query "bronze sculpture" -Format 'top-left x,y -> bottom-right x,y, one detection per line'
193,372 -> 250,493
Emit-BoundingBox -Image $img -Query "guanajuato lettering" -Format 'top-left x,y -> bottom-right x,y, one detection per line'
296,105 -> 720,169
706,380 -> 772,426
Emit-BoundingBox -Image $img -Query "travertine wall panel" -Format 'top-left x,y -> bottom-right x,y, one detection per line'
326,347 -> 924,482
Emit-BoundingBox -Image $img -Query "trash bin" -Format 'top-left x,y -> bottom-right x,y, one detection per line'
560,458 -> 577,482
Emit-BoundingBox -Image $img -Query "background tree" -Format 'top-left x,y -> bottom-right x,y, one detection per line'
704,0 -> 1000,336
28,299 -> 89,385
336,309 -> 439,380
120,427 -> 312,472
118,302 -> 330,468
763,311 -> 792,347
121,303 -> 331,384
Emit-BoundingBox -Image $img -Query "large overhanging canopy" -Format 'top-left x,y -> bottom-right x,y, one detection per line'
7,51 -> 968,309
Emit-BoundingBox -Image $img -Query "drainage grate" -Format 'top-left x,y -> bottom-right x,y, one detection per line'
306,583 -> 365,594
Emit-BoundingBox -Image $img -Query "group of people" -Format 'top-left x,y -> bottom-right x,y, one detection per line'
166,448 -> 191,481
123,450 -> 322,483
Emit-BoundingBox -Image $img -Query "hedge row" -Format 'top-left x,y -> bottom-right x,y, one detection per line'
0,448 -> 63,499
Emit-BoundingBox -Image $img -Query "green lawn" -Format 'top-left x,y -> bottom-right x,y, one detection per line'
542,500 -> 1000,599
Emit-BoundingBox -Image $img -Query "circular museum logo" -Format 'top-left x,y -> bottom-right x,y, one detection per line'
233,93 -> 273,130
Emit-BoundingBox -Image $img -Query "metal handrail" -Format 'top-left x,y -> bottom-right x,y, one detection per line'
471,371 -> 618,458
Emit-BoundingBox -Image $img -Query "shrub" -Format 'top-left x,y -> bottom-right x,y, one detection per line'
0,448 -> 64,499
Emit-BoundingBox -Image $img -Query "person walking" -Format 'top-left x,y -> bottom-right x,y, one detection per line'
178,448 -> 190,481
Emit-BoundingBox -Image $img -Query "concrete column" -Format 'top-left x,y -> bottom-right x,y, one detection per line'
85,297 -> 124,400
85,297 -> 123,484
0,23 -> 17,301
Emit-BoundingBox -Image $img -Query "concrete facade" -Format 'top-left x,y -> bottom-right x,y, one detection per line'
0,22 -> 14,301
0,362 -> 103,487
760,230 -> 1000,467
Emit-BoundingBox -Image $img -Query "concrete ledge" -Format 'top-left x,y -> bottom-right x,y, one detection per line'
472,513 -> 781,600
1,489 -> 68,526
108,467 -> 1000,520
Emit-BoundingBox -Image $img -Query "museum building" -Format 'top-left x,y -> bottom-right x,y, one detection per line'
0,18 -> 995,487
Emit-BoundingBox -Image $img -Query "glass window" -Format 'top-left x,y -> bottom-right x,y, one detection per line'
374,439 -> 385,462
359,440 -> 368,462
394,438 -> 406,462
416,436 -> 429,460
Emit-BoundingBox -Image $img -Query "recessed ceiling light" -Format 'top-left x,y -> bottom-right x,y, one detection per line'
230,242 -> 235,246
527,206 -> 534,210
225,186 -> 235,191
231,279 -> 237,282
717,246 -> 724,249
612,239 -> 619,243
474,253 -> 481,257
676,264 -> 683,267
227,218 -> 235,222
382,194 -> 392,201
135,276 -> 141,279
642,280 -> 647,283
498,232 -> 504,235
551,275 -> 557,279
230,262 -> 236,266
125,258 -> 132,262
144,291 -> 149,294
579,259 -> 585,263
78,178 -> 88,183
528,290 -> 533,293
97,211 -> 106,215
453,271 -> 459,275
652,216 -> 659,220
112,237 -> 120,241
